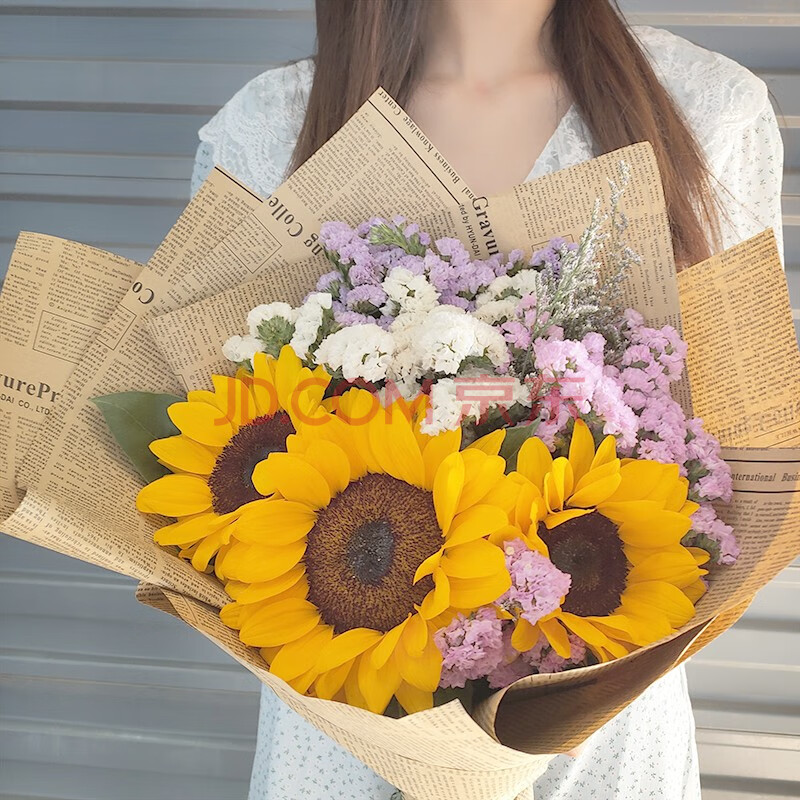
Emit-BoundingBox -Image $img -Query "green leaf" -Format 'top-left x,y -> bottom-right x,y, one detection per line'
499,419 -> 542,472
91,391 -> 182,483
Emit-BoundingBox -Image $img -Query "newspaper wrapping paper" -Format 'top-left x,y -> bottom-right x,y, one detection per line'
0,89 -> 798,798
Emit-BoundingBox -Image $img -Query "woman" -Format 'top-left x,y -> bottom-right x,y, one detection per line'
192,1 -> 784,798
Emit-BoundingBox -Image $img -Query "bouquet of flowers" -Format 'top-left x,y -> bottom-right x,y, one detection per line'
129,196 -> 737,718
2,88 -> 798,800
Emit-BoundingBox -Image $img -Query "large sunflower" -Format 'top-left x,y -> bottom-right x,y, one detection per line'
137,347 -> 329,573
495,420 -> 709,664
215,388 -> 513,714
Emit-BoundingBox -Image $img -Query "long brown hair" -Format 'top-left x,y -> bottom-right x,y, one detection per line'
290,0 -> 720,266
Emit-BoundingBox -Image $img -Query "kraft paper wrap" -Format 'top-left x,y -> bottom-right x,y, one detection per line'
2,89 -> 798,799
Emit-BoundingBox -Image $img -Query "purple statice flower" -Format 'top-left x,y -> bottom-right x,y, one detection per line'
344,284 -> 387,314
435,608 -> 506,689
497,539 -> 571,626
315,270 -> 342,293
331,303 -> 372,327
685,418 -> 733,502
435,237 -> 471,268
320,220 -> 359,252
688,503 -> 740,565
348,260 -> 382,286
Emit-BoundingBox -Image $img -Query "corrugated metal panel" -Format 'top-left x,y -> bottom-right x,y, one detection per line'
0,2 -> 798,798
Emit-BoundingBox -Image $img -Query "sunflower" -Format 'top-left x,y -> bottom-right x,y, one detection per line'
136,346 -> 330,573
215,388 -> 513,714
494,420 -> 709,663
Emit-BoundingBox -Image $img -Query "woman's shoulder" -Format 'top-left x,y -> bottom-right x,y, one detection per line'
632,25 -> 769,146
197,58 -> 314,195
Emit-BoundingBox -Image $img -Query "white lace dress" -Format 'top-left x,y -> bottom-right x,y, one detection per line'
191,25 -> 784,800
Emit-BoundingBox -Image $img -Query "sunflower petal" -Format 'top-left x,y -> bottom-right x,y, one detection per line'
316,628 -> 383,672
371,618 -> 410,669
433,452 -> 465,534
511,618 -> 539,652
301,440 -> 352,497
538,616 -> 572,658
413,549 -> 443,584
448,570 -> 511,608
457,451 -> 506,513
251,453 -> 331,508
217,539 -> 305,583
395,682 -> 434,715
627,549 -> 703,589
314,661 -> 353,700
543,508 -> 593,529
168,401 -> 233,447
590,435 -> 618,470
445,504 -> 508,548
396,636 -> 442,691
370,403 -> 425,487
137,474 -> 213,516
149,435 -> 220,476
153,511 -> 234,547
567,473 -> 622,509
358,646 -> 402,714
234,499 -> 317,545
568,420 -> 595,486
232,565 -> 307,604
467,428 -> 505,456
211,375 -> 256,428
440,539 -> 506,579
422,429 -> 462,489
270,625 -> 333,682
239,598 -> 321,647
419,568 -> 451,619
516,436 -> 553,492
621,581 -> 697,627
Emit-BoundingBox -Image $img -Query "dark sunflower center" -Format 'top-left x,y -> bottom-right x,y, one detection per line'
207,412 -> 294,514
304,473 -> 441,634
540,511 -> 629,616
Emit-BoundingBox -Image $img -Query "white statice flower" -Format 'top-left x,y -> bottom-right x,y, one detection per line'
381,267 -> 439,317
473,296 -> 519,325
415,307 -> 510,375
222,334 -> 265,367
419,379 -> 466,435
314,324 -> 395,383
246,301 -> 297,336
289,292 -> 333,359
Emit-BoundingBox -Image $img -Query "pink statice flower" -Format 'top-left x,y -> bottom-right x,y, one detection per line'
687,503 -> 740,565
497,539 -> 571,626
435,608 -> 506,689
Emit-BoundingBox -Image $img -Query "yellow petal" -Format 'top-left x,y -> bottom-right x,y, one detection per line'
516,436 -> 553,492
568,419 -> 595,486
457,451 -> 506,512
168,401 -> 233,447
235,499 -> 317,545
217,539 -> 305,583
317,628 -> 383,672
422,429 -> 462,489
395,682 -> 433,715
136,474 -> 213,516
538,616 -> 572,658
558,613 -> 628,659
599,501 -> 692,548
622,581 -> 697,627
274,345 -> 304,412
627,549 -> 703,589
190,528 -> 229,571
683,578 -> 708,604
401,613 -> 429,656
370,402 -> 425,487
270,625 -> 334,682
511,618 -> 539,652
543,508 -> 593,529
544,457 -> 573,513
413,549 -> 443,584
567,473 -> 622,509
149,435 -> 219,476
441,539 -> 506,579
239,598 -> 321,647
296,439 -> 352,497
251,453 -> 331,508
590,435 -> 618,470
211,374 -> 257,428
419,568 -> 451,619
314,661 -> 353,700
396,635 -> 442,691
251,352 -> 279,417
467,428 -> 505,456
371,617 -> 410,669
232,564 -> 306,604
154,511 -> 234,547
445,504 -> 508,548
433,452 -> 465,534
448,570 -> 511,608
358,646 -> 402,714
